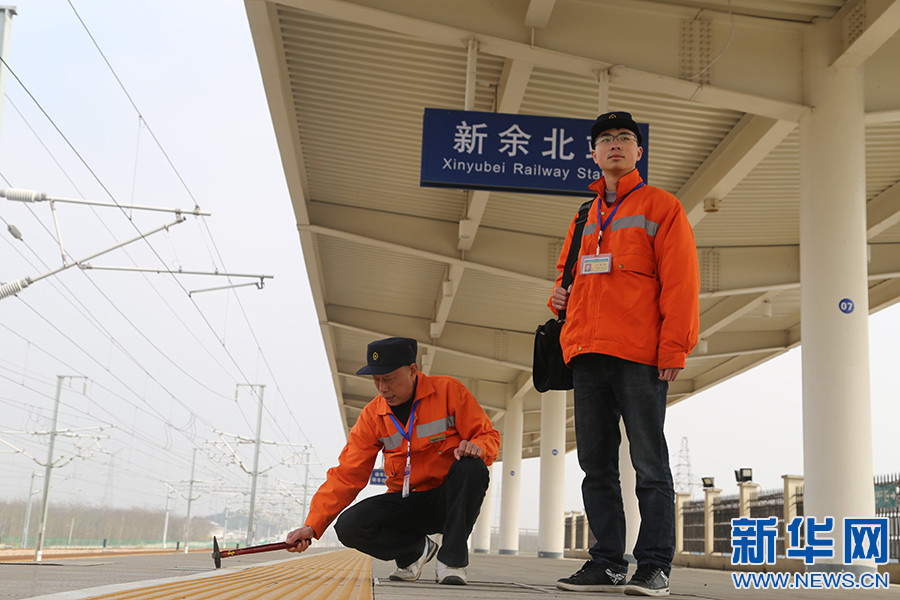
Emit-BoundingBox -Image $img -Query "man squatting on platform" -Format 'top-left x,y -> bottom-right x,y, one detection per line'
284,336 -> 501,585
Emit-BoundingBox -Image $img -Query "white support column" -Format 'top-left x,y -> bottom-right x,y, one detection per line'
738,482 -> 760,518
799,19 -> 876,575
472,462 -> 493,553
499,394 -> 523,555
619,420 -> 640,561
538,390 -> 566,558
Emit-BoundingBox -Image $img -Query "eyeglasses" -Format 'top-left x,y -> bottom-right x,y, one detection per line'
594,132 -> 638,146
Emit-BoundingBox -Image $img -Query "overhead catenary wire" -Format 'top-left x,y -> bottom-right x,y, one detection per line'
0,389 -> 184,490
0,55 -> 224,325
64,1 -> 317,452
0,426 -> 248,506
0,306 -> 222,453
2,283 -> 302,504
0,210 -> 122,335
63,1 -> 325,466
65,0 -> 201,210
1,344 -> 293,507
1,321 -> 185,443
129,116 -> 143,216
0,338 -> 253,495
0,211 -> 236,406
1,49 -> 288,432
1,8 -> 329,507
4,100 -> 266,410
1,80 -> 254,413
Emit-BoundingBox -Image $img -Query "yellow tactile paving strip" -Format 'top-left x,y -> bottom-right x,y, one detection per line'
82,549 -> 372,600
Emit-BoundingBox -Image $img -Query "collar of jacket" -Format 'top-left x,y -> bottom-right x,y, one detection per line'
588,168 -> 643,202
374,371 -> 435,416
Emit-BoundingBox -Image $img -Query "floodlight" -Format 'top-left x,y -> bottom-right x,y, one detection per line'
701,477 -> 715,489
734,468 -> 753,483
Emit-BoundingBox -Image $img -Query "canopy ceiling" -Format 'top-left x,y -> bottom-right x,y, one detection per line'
244,0 -> 900,459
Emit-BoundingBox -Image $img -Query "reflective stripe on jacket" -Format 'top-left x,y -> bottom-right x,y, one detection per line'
305,372 -> 501,538
548,169 -> 700,369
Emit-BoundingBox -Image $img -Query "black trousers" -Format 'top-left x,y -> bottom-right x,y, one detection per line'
334,456 -> 489,568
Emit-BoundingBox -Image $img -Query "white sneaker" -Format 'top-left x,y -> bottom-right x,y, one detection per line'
389,537 -> 439,581
435,560 -> 468,585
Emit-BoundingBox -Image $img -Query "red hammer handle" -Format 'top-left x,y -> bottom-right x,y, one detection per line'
220,541 -> 296,559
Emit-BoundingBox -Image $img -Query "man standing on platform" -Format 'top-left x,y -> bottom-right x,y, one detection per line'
284,337 -> 500,586
550,112 -> 699,597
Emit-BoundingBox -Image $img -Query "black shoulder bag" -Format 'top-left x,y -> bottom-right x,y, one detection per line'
532,199 -> 593,393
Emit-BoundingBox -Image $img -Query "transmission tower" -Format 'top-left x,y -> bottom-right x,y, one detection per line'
673,436 -> 698,498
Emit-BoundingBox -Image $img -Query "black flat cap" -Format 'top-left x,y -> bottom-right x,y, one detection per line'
590,111 -> 642,146
356,337 -> 418,375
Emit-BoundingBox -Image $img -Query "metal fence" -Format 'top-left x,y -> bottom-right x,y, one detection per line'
749,489 -> 787,556
561,474 -> 898,562
690,475 -> 898,561
875,472 -> 900,562
488,528 -> 541,556
563,514 -> 595,553
713,495 -> 740,554
576,515 -> 588,548
682,499 -> 705,553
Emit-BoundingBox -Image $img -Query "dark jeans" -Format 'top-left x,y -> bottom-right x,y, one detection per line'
334,456 -> 489,568
572,353 -> 674,575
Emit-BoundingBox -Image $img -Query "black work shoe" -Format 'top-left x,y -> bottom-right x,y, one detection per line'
624,565 -> 669,597
556,560 -> 627,592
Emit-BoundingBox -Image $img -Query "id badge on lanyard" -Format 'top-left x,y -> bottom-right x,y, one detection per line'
402,453 -> 411,498
388,399 -> 419,498
580,253 -> 612,274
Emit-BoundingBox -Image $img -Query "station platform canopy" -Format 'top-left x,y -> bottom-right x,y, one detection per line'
244,0 -> 900,459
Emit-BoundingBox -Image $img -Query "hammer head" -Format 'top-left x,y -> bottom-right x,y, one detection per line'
212,536 -> 222,569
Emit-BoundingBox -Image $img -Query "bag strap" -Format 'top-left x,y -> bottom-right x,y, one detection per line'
558,198 -> 594,322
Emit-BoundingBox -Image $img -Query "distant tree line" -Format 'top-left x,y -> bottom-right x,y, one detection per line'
0,500 -> 215,547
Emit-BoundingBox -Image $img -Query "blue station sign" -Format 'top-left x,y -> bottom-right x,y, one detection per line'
420,108 -> 649,196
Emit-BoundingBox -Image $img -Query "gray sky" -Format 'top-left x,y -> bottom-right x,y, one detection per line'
1,1 -> 897,537
0,0 -> 344,533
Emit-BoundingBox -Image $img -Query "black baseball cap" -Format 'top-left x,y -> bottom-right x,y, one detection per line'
356,337 -> 418,375
590,111 -> 642,146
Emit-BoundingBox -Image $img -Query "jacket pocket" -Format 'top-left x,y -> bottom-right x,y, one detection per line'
436,436 -> 459,458
613,253 -> 660,320
614,253 -> 657,278
385,448 -> 405,480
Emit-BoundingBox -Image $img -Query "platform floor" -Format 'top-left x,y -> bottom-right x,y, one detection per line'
2,547 -> 897,600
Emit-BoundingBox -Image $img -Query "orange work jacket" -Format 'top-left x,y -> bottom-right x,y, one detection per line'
305,372 -> 501,538
549,169 -> 700,369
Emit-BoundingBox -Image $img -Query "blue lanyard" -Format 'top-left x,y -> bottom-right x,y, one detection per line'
388,399 -> 419,497
597,182 -> 645,242
388,399 -> 419,445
